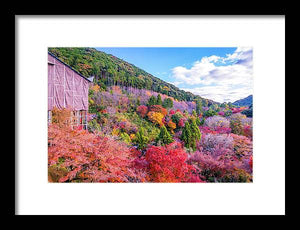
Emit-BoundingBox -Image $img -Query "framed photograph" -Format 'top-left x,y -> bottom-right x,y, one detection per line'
15,14 -> 285,215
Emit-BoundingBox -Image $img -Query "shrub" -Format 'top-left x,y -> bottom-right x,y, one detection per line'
136,105 -> 148,118
48,124 -> 145,182
204,115 -> 230,131
167,120 -> 176,133
120,132 -> 131,144
229,113 -> 246,135
87,118 -> 101,133
224,109 -> 233,117
51,107 -> 72,128
171,112 -> 184,125
178,118 -> 185,128
198,133 -> 234,158
188,151 -> 252,182
145,142 -> 201,182
203,108 -> 218,117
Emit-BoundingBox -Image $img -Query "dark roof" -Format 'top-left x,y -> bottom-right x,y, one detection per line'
48,51 -> 92,82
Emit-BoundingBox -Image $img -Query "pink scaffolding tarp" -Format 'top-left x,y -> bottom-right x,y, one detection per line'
48,53 -> 90,111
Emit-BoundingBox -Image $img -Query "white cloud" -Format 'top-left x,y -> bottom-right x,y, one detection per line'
170,47 -> 253,103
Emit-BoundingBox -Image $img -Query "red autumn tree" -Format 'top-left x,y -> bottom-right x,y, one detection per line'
145,142 -> 202,182
48,124 -> 146,183
137,105 -> 148,118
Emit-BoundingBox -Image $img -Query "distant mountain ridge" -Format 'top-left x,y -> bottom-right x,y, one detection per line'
232,95 -> 253,106
48,47 -> 218,105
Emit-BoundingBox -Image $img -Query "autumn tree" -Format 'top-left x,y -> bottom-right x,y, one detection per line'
167,120 -> 176,133
147,111 -> 164,126
137,105 -> 148,118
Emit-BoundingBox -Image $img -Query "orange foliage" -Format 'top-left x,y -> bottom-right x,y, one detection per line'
51,107 -> 72,128
149,105 -> 167,117
90,84 -> 100,92
168,120 -> 176,131
111,85 -> 122,94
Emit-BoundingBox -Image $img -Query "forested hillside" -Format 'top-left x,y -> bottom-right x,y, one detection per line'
233,95 -> 253,106
48,47 -> 216,105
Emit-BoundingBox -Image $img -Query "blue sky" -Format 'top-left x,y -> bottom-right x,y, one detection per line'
95,47 -> 253,103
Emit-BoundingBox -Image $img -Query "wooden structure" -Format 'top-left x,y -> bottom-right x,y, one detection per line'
48,51 -> 92,130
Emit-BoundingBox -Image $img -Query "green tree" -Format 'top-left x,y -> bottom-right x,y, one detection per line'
195,116 -> 201,126
204,108 -> 217,117
134,127 -> 149,150
171,112 -> 184,125
162,98 -> 173,109
148,96 -> 157,106
190,119 -> 201,143
196,99 -> 203,115
156,125 -> 174,146
136,98 -> 141,106
120,132 -> 131,144
180,121 -> 194,150
224,109 -> 233,117
156,94 -> 163,105
192,110 -> 197,118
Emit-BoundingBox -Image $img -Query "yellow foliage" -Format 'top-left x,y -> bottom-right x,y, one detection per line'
130,134 -> 136,140
163,86 -> 170,91
91,84 -> 100,92
147,111 -> 164,126
89,98 -> 94,104
111,127 -> 120,136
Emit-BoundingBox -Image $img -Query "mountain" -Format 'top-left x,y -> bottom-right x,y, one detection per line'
232,95 -> 253,106
48,47 -> 217,105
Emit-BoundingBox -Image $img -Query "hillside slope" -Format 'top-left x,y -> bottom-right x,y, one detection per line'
48,47 -> 217,105
232,95 -> 253,106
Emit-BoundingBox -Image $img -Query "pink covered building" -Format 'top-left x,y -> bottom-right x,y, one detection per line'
48,51 -> 92,129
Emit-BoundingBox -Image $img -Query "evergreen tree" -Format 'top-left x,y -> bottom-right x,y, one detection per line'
192,110 -> 197,118
136,98 -> 141,106
148,95 -> 157,106
195,116 -> 201,126
196,99 -> 203,115
162,98 -> 173,109
156,125 -> 174,145
190,119 -> 201,142
180,121 -> 193,150
134,127 -> 149,150
156,94 -> 162,105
